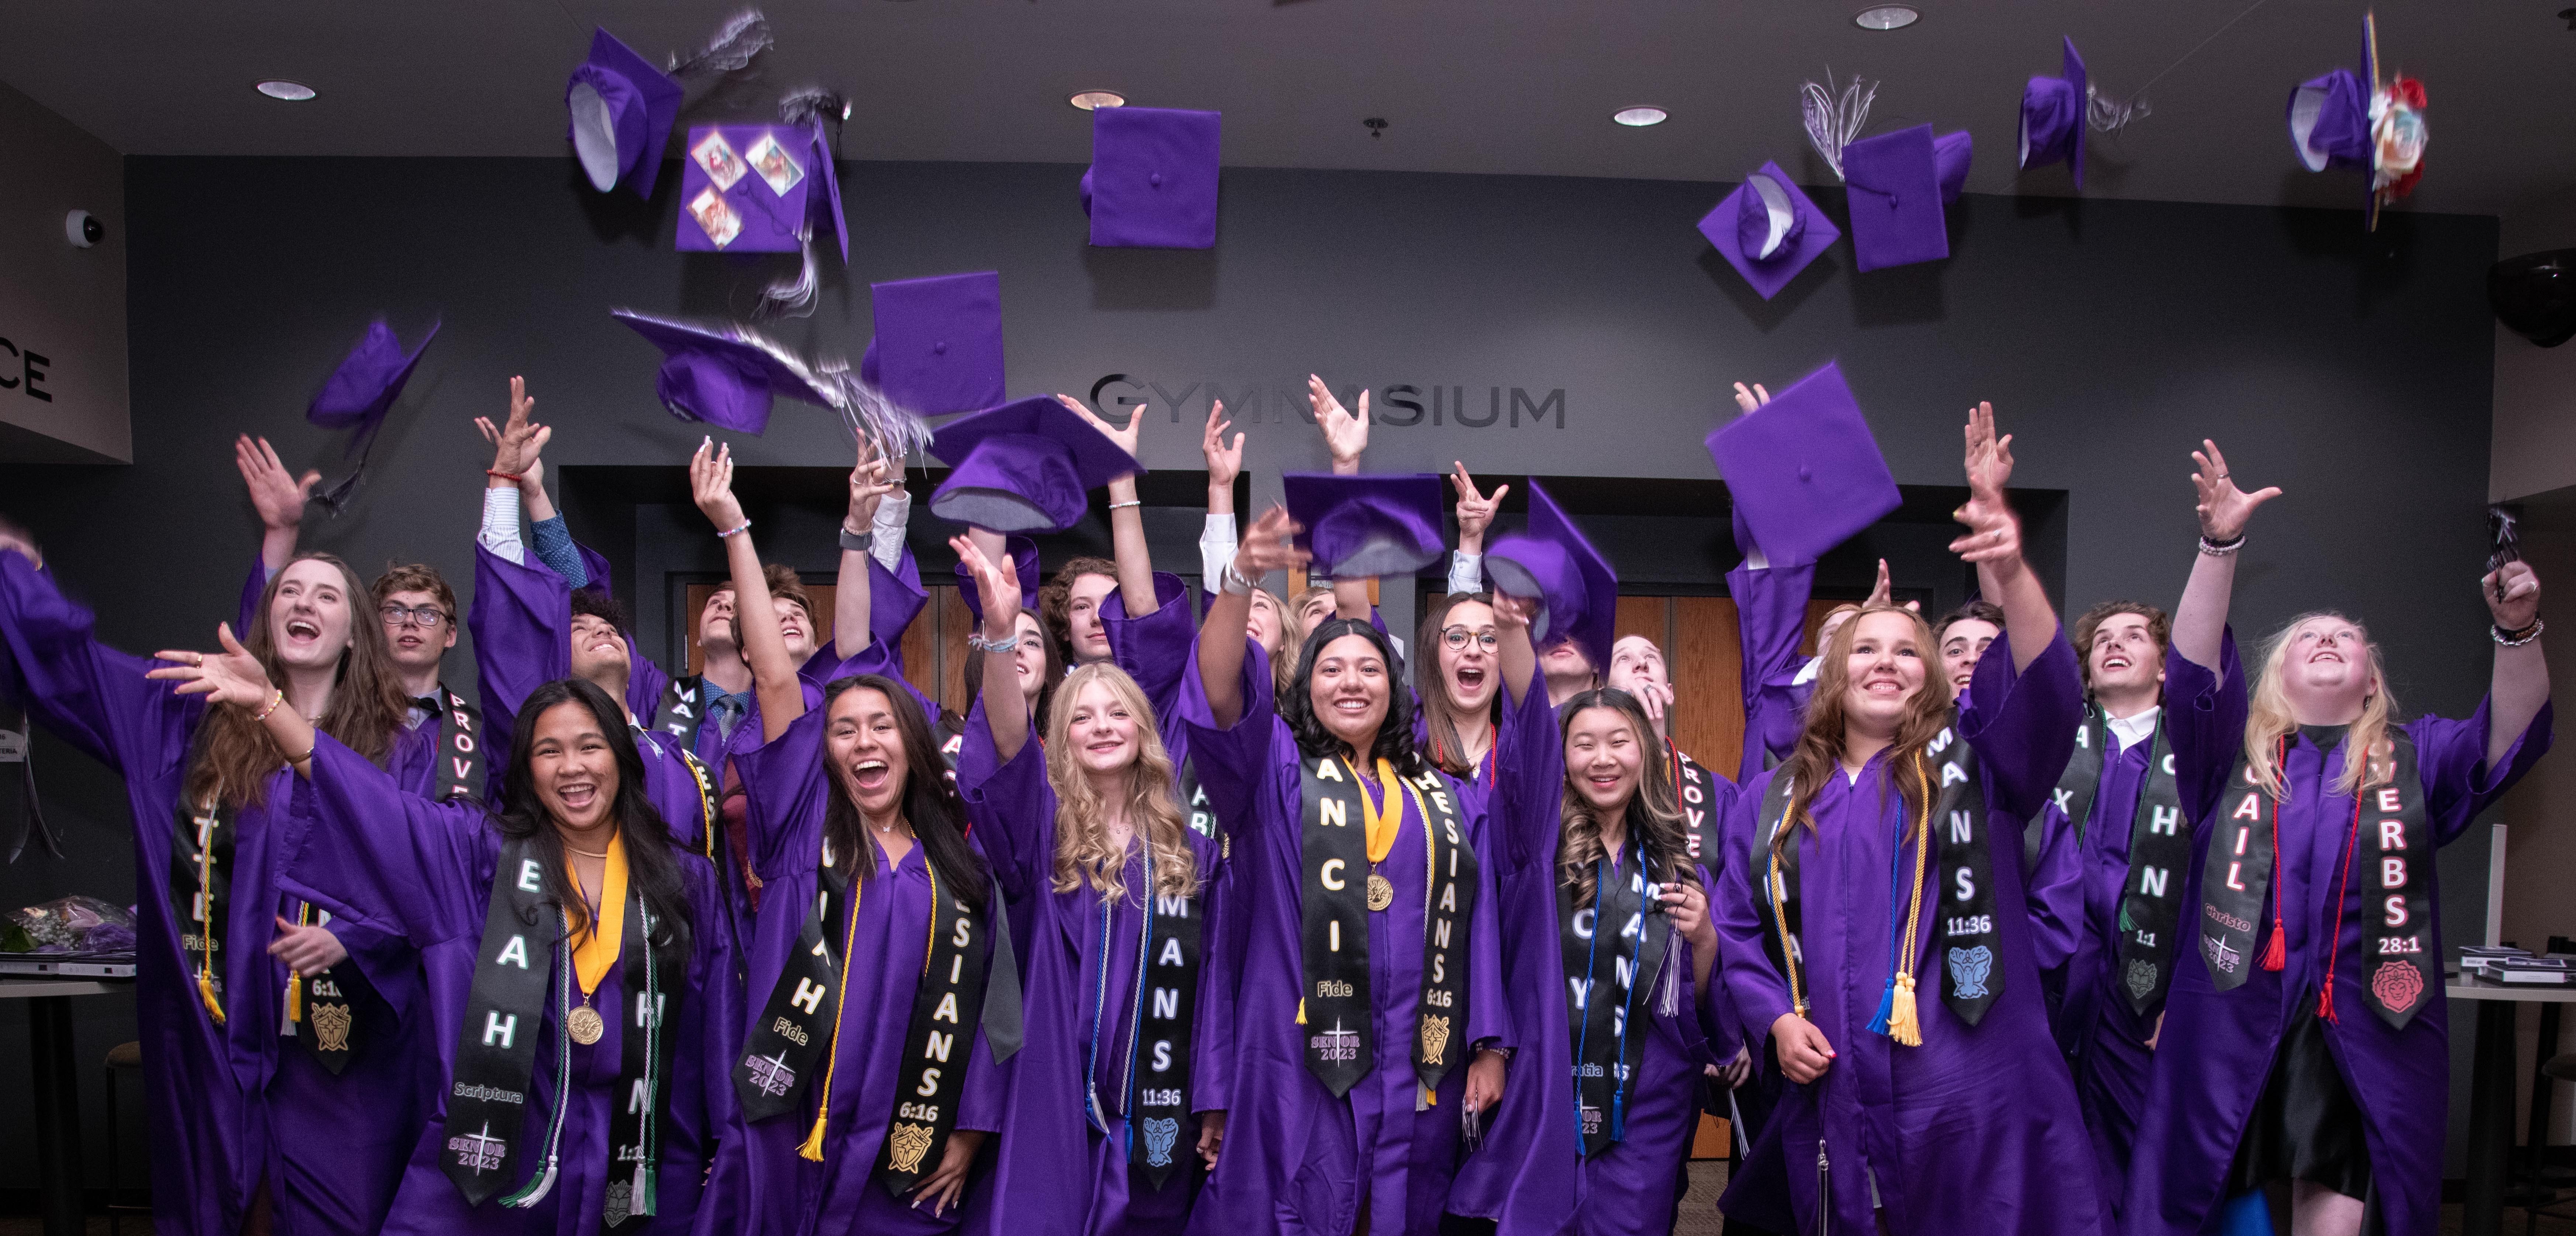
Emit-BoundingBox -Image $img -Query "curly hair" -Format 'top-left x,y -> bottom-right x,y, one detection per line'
1281,617 -> 1427,779
2070,600 -> 2171,694
1044,663 -> 1199,902
1037,556 -> 1118,662
1554,688 -> 1694,907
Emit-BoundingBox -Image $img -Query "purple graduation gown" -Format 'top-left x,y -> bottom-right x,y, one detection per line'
2122,697 -> 2555,1236
0,553 -> 431,1236
1726,558 -> 1819,784
1174,639 -> 1511,1236
1449,670 -> 1738,1235
280,735 -> 741,1235
1712,632 -> 2100,1236
956,701 -> 1231,1235
710,704 -> 1007,1236
239,552 -> 465,803
2036,637 -> 2245,1216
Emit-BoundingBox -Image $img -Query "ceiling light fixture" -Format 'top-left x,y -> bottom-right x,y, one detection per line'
1854,6 -> 1919,30
1612,106 -> 1668,127
1069,90 -> 1126,111
256,80 -> 317,101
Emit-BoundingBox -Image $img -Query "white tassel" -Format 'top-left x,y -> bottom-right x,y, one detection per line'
505,1155 -> 558,1208
1659,927 -> 1682,1019
753,234 -> 820,320
1800,71 -> 1877,181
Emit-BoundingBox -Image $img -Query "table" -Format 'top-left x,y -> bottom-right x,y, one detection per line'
0,979 -> 126,1236
2447,976 -> 2576,1236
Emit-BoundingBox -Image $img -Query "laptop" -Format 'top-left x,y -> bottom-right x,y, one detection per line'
0,952 -> 136,979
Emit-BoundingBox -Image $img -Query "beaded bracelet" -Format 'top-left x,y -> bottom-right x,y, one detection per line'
2493,618 -> 2545,648
253,689 -> 286,722
2197,533 -> 2246,557
717,520 -> 753,539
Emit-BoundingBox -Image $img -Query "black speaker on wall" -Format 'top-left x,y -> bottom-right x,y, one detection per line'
2490,249 -> 2576,347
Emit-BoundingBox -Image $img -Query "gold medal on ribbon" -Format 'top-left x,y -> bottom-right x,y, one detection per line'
1366,872 -> 1395,913
567,1001 -> 606,1046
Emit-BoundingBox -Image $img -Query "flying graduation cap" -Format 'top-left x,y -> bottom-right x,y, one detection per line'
2287,12 -> 2425,231
1484,480 -> 1618,674
2019,38 -> 2089,189
1083,106 -> 1221,249
610,309 -> 930,459
861,271 -> 1006,418
564,13 -> 771,199
1704,361 -> 1900,567
1800,76 -> 1971,272
926,396 -> 1141,535
1701,161 -> 1841,301
306,317 -> 440,514
1280,473 -> 1448,580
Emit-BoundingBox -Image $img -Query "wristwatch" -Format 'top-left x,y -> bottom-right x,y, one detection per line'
838,524 -> 872,553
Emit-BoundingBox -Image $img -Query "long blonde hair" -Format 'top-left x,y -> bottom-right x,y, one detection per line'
2244,611 -> 2398,799
1044,663 -> 1200,901
1780,604 -> 1956,834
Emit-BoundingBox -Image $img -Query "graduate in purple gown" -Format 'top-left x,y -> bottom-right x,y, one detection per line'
953,536 -> 1231,1233
1711,404 -> 2102,1236
0,527 -> 423,1236
2033,442 -> 2269,1221
1412,590 -> 1504,807
697,441 -> 1017,1236
1178,504 -> 1511,1236
2123,452 -> 2554,1236
154,617 -> 740,1235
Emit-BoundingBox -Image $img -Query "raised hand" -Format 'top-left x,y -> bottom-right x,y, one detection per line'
2189,440 -> 2281,543
846,443 -> 897,531
2487,560 -> 2541,631
1235,505 -> 1311,578
1058,393 -> 1143,474
1948,501 -> 2023,565
473,377 -> 551,478
1308,375 -> 1369,472
1962,401 -> 2015,503
235,435 -> 321,532
951,534 -> 1023,640
1490,590 -> 1534,633
1450,463 -> 1509,552
1202,401 -> 1244,488
689,437 -> 746,533
0,516 -> 45,569
147,623 -> 274,708
1731,381 -> 1772,413
1861,557 -> 1919,612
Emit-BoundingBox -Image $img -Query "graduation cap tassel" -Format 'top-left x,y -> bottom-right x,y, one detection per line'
819,371 -> 933,466
1800,71 -> 1877,181
666,10 -> 772,80
753,236 -> 820,320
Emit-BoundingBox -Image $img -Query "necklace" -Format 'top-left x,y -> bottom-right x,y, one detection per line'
564,844 -> 610,859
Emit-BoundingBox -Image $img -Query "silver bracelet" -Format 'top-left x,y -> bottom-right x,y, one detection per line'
1220,562 -> 1256,597
2197,533 -> 2244,557
2493,618 -> 2544,648
1108,499 -> 1142,511
967,631 -> 1022,653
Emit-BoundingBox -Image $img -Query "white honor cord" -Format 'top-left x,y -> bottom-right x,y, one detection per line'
502,939 -> 577,1208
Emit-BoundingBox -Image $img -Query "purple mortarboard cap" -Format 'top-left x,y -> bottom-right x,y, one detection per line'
2018,38 -> 2088,188
612,309 -> 839,436
565,29 -> 684,199
1700,162 -> 1840,301
675,121 -> 847,261
1484,481 -> 1616,673
309,319 -> 439,446
953,535 -> 1041,625
1843,125 -> 1950,271
1705,361 -> 1900,567
1280,473 -> 1446,580
1082,107 -> 1220,249
860,272 -> 1006,417
927,396 -> 1142,534
1934,130 -> 1973,203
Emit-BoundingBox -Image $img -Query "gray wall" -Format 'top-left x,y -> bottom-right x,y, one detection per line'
0,79 -> 128,463
0,154 -> 2510,1192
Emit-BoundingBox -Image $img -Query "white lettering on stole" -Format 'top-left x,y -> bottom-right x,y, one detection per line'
1158,937 -> 1184,967
1157,894 -> 1190,918
1954,867 -> 1977,902
2151,805 -> 2180,836
630,1079 -> 651,1113
2380,857 -> 2407,888
2139,867 -> 2170,898
791,978 -> 826,1015
1948,809 -> 1975,845
916,1067 -> 942,1097
2378,819 -> 2407,851
1320,858 -> 1347,891
496,935 -> 530,969
1152,1040 -> 1172,1072
1154,987 -> 1179,1020
2383,896 -> 2409,928
483,1011 -> 517,1049
517,860 -> 544,892
926,1030 -> 954,1062
932,992 -> 960,1024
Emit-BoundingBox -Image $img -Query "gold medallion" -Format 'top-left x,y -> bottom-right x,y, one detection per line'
567,1002 -> 605,1046
1365,873 -> 1395,913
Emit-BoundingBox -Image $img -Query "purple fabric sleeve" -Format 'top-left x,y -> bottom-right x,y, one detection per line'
1102,571 -> 1194,720
1464,796 -> 1513,1052
1713,770 -> 1796,1052
468,542 -> 577,769
2023,787 -> 2084,979
2415,697 -> 2555,846
238,553 -> 268,643
851,543 -> 928,673
1727,559 -> 1818,783
955,698 -> 1053,905
0,553 -> 197,774
1490,658 -> 1565,876
284,734 -> 492,947
1174,632 -> 1281,842
1960,627 -> 2085,820
2162,628 -> 2250,827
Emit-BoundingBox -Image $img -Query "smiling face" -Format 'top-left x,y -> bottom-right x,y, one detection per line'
1063,678 -> 1142,779
2278,616 -> 2376,721
1843,610 -> 1931,736
1605,635 -> 1668,701
1938,619 -> 2000,701
1247,590 -> 1286,659
268,558 -> 355,673
378,587 -> 455,677
826,686 -> 911,823
1065,573 -> 1117,664
1564,703 -> 1646,816
2085,611 -> 2165,704
698,588 -> 738,656
527,700 -> 620,834
1309,632 -> 1391,754
1008,611 -> 1048,706
1437,599 -> 1499,713
567,614 -> 631,687
771,596 -> 817,664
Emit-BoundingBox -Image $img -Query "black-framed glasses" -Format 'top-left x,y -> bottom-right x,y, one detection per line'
1441,626 -> 1499,651
380,604 -> 450,629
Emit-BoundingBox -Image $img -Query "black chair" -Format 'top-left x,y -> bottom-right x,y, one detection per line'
103,1040 -> 147,1235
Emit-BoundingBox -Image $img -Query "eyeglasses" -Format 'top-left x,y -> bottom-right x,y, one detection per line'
380,604 -> 450,629
1440,626 -> 1499,651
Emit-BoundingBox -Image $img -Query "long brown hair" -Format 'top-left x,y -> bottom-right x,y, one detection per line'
186,552 -> 408,808
1414,592 -> 1499,777
1555,688 -> 1693,906
1780,604 -> 1954,833
1044,663 -> 1198,901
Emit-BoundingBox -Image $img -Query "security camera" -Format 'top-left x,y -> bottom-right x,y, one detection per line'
64,210 -> 103,248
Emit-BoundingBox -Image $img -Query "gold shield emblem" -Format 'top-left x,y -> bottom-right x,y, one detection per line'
887,1121 -> 937,1174
1419,1014 -> 1451,1067
310,1002 -> 353,1053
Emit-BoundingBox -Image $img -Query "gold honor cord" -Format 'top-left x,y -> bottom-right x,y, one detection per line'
1884,757 -> 1933,1048
797,848 -> 941,1161
194,798 -> 225,1024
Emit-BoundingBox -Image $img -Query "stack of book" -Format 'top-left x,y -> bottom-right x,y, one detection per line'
2459,946 -> 2576,985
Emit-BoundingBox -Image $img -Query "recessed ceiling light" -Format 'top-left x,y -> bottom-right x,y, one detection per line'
1612,106 -> 1668,127
1854,5 -> 1919,30
1069,90 -> 1126,111
256,80 -> 317,101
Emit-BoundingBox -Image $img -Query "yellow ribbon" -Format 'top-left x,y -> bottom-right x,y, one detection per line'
562,833 -> 630,999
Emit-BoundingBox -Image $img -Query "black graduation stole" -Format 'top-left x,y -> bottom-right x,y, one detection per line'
651,675 -> 702,747
2197,728 -> 2432,1028
733,839 -> 852,1123
879,876 -> 995,1198
1096,855 -> 1203,1190
442,838 -> 682,1216
1758,725 -> 2003,1027
935,710 -> 967,790
169,791 -> 235,1024
1296,757 -> 1475,1097
1670,745 -> 1718,865
284,901 -> 379,1075
2034,710 -> 2191,1013
1557,846 -> 1673,1155
430,687 -> 486,802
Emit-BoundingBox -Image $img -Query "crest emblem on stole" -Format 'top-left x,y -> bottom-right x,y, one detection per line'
309,1002 -> 353,1053
887,1121 -> 937,1174
1419,1014 -> 1451,1066
1945,945 -> 1994,1001
1142,1117 -> 1180,1168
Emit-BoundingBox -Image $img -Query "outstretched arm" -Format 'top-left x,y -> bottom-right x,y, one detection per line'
2174,440 -> 2280,672
1199,507 -> 1310,729
832,443 -> 898,658
1063,394 -> 1161,622
2486,561 -> 2547,770
150,622 -> 318,778
958,535 -> 1031,765
1493,590 -> 1540,708
471,377 -> 553,570
1728,381 -> 1773,567
690,439 -> 805,739
1952,402 -> 2053,671
236,435 -> 318,575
